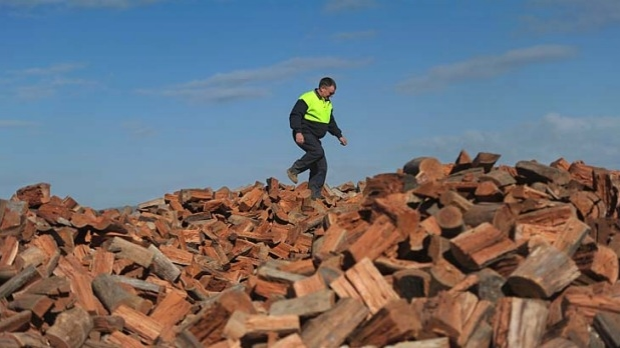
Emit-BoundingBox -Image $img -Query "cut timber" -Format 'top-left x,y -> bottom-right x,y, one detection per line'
593,311 -> 620,348
112,304 -> 163,344
0,310 -> 32,332
429,258 -> 466,296
348,298 -> 422,347
479,169 -> 517,187
472,152 -> 501,172
300,298 -> 368,348
15,183 -> 51,208
516,160 -> 571,185
147,244 -> 181,282
434,205 -> 464,237
223,311 -> 299,340
539,338 -> 579,348
474,181 -> 504,202
345,214 -> 400,262
0,265 -> 38,299
493,297 -> 549,348
149,289 -> 192,332
552,217 -> 591,257
506,244 -> 580,298
271,334 -> 306,348
45,305 -> 94,348
438,190 -> 473,213
403,156 -> 446,184
449,222 -> 517,270
106,237 -> 154,268
582,245 -> 619,284
462,203 -> 502,228
390,338 -> 450,348
450,149 -> 472,174
344,257 -> 399,314
0,200 -> 27,236
269,289 -> 334,317
92,274 -> 150,313
392,269 -> 430,300
570,191 -> 606,220
516,203 -> 576,226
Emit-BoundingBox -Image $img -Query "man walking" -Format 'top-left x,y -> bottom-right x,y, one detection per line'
286,77 -> 348,200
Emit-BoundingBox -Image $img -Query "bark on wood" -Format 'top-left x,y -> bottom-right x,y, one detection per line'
593,311 -> 620,348
403,157 -> 446,184
516,160 -> 571,185
493,297 -> 549,348
506,244 -> 580,298
300,298 -> 368,348
472,152 -> 501,173
45,305 -> 94,348
349,298 -> 422,347
0,264 -> 38,299
92,274 -> 150,313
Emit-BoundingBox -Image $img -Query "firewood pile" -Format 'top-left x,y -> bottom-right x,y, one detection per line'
1,150 -> 620,348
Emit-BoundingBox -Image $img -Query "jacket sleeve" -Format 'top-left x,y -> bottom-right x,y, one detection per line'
289,99 -> 308,134
327,111 -> 343,138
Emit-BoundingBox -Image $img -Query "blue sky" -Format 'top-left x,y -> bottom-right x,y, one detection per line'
1,0 -> 619,209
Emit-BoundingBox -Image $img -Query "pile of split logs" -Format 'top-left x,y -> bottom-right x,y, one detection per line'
1,150 -> 620,348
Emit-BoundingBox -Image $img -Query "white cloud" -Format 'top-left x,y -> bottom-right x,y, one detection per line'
8,63 -> 85,76
0,120 -> 41,128
396,112 -> 620,170
139,56 -> 372,103
331,30 -> 377,41
522,0 -> 620,33
324,0 -> 377,13
0,0 -> 163,9
121,120 -> 156,138
1,62 -> 97,100
396,45 -> 577,94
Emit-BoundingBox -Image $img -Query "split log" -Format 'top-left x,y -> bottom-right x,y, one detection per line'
0,265 -> 39,299
343,257 -> 399,314
493,297 -> 549,348
434,205 -> 464,237
593,311 -> 620,348
348,298 -> 422,347
269,289 -> 335,317
222,311 -> 299,340
472,152 -> 501,172
15,183 -> 51,208
516,160 -> 571,185
449,222 -> 516,270
506,244 -> 580,298
300,298 -> 368,348
403,157 -> 446,183
45,305 -> 94,348
92,274 -> 151,313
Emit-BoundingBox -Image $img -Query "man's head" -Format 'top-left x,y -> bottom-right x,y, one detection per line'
317,77 -> 336,99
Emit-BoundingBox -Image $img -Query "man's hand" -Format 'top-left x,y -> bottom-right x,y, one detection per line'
295,133 -> 305,144
339,136 -> 348,146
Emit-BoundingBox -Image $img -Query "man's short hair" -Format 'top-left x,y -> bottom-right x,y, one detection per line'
319,77 -> 336,89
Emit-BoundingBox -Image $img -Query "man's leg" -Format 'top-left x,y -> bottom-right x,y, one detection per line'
308,155 -> 327,199
288,133 -> 324,183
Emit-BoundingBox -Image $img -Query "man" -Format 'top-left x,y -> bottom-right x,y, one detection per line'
287,77 -> 348,200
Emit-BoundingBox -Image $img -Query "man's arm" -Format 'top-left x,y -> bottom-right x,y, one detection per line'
289,99 -> 308,134
327,111 -> 343,138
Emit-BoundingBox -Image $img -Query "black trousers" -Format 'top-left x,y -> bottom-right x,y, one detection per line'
290,131 -> 327,197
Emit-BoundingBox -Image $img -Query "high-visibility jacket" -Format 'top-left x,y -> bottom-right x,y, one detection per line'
289,89 -> 343,139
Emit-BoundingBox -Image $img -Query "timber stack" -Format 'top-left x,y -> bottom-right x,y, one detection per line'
1,150 -> 620,348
